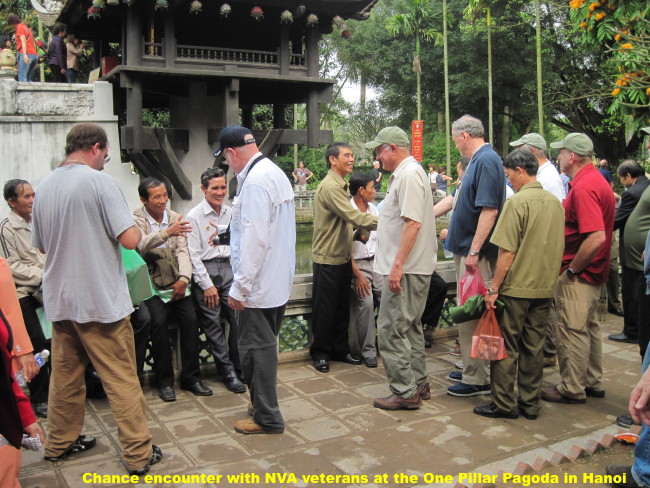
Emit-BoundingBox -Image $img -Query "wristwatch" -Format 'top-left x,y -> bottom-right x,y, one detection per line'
567,267 -> 580,277
487,287 -> 499,295
468,249 -> 480,256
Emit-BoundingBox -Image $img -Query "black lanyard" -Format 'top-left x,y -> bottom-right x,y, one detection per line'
237,154 -> 266,196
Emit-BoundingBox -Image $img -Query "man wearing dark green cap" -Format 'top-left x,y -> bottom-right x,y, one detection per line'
540,133 -> 615,405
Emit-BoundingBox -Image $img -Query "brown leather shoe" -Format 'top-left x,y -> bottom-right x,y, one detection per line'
234,418 -> 283,435
540,386 -> 586,404
418,382 -> 430,400
373,392 -> 421,410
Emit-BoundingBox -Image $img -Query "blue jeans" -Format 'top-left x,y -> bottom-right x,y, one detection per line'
633,347 -> 650,486
65,69 -> 76,83
17,54 -> 38,82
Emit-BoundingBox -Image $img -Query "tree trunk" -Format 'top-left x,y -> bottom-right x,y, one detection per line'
487,7 -> 493,146
536,0 -> 544,135
415,35 -> 421,121
443,0 -> 451,172
502,105 -> 511,156
360,72 -> 367,114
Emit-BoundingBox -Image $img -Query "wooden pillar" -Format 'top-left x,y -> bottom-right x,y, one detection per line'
125,73 -> 143,153
164,14 -> 175,68
305,27 -> 319,78
274,104 -> 287,129
223,78 -> 240,126
242,106 -> 253,129
279,24 -> 290,75
306,90 -> 318,147
126,2 -> 142,66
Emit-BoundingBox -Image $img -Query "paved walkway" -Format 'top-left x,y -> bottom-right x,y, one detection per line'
19,312 -> 639,488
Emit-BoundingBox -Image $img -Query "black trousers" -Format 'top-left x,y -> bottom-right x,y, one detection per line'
238,305 -> 285,432
621,266 -> 650,358
131,295 -> 201,386
310,261 -> 352,361
18,295 -> 50,404
192,261 -> 240,374
421,271 -> 448,328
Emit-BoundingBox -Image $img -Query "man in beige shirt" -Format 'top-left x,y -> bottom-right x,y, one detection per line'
365,127 -> 436,410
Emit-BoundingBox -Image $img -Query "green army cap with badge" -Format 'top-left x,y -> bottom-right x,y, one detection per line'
364,126 -> 410,149
550,133 -> 593,156
509,133 -> 547,152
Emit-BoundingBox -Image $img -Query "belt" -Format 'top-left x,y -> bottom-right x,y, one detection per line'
203,257 -> 230,264
357,256 -> 374,261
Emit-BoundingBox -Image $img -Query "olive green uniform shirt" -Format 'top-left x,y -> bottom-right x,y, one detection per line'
312,170 -> 378,265
624,185 -> 650,271
490,182 -> 565,298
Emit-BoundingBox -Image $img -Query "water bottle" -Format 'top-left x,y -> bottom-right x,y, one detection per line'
15,349 -> 49,387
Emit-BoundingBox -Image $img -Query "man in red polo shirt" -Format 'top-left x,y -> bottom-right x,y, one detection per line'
541,133 -> 615,404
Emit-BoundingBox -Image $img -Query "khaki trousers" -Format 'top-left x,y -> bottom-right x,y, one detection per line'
454,254 -> 496,386
377,274 -> 431,398
490,296 -> 551,415
554,273 -> 603,400
45,318 -> 152,471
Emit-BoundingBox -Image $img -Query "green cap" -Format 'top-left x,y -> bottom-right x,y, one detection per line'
510,133 -> 547,151
641,127 -> 650,135
364,126 -> 410,149
550,133 -> 593,156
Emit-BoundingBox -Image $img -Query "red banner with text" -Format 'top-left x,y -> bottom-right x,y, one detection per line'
412,120 -> 424,162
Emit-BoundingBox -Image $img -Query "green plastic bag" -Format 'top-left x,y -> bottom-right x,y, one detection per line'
121,247 -> 154,306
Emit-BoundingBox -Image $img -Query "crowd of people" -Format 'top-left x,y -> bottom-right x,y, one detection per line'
1,117 -> 650,488
4,17 -> 85,83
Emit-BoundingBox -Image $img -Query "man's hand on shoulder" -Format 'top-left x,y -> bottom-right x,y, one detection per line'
167,214 -> 192,238
167,279 -> 187,301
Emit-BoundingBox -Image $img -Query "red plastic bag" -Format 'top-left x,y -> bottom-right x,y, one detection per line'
457,269 -> 486,305
470,309 -> 507,361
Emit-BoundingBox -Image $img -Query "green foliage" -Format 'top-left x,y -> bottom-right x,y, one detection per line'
568,0 -> 649,127
142,108 -> 170,128
422,131 -> 461,172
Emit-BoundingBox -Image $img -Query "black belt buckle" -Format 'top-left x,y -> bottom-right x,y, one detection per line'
206,257 -> 229,264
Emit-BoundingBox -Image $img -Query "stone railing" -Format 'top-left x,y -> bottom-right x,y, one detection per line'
192,261 -> 458,366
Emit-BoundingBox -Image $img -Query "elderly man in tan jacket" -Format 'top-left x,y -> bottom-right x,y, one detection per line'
131,177 -> 212,402
1,179 -> 49,419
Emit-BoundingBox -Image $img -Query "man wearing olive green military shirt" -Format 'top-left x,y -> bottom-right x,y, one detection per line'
311,142 -> 378,373
475,149 -> 564,420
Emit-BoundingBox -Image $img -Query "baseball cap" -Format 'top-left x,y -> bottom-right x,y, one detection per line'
550,133 -> 593,156
509,133 -> 547,151
213,126 -> 255,157
641,127 -> 650,135
364,126 -> 410,149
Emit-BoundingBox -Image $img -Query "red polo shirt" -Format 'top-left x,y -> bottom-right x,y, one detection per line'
561,164 -> 615,285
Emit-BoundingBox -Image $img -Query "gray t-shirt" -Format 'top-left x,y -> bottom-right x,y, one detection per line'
32,164 -> 135,323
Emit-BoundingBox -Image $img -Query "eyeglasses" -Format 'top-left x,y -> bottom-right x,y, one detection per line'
104,155 -> 111,164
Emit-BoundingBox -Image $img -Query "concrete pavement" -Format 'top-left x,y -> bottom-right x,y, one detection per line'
18,312 -> 639,488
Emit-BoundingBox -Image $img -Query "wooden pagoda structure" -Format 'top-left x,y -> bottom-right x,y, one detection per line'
54,0 -> 378,201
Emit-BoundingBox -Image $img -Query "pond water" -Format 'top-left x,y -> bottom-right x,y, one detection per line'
294,222 -> 451,275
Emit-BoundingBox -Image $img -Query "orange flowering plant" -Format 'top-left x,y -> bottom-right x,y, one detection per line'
569,0 -> 648,124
